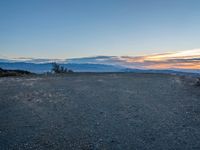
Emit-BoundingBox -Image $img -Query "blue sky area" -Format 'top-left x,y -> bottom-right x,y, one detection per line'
1,0 -> 200,58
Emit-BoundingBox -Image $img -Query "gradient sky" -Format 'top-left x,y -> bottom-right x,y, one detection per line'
1,0 -> 200,59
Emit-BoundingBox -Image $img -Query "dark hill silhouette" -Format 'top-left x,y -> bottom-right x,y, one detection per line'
0,67 -> 32,77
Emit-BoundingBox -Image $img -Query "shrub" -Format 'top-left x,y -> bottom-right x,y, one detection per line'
51,63 -> 73,74
68,69 -> 73,73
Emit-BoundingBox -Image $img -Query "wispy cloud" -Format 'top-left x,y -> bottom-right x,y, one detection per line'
123,49 -> 200,69
1,49 -> 200,70
68,49 -> 200,70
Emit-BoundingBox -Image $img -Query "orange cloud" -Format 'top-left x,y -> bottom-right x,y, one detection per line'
118,49 -> 200,70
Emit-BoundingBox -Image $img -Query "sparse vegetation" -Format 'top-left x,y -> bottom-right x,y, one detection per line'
51,63 -> 73,74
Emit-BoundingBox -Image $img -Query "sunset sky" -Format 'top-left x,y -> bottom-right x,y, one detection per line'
0,0 -> 200,70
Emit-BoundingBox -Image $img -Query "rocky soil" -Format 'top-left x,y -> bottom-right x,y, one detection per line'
0,73 -> 200,150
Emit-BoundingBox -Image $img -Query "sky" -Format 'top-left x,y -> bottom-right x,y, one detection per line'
0,0 -> 200,69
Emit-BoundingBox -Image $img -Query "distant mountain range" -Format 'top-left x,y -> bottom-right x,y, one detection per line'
0,57 -> 199,77
0,62 -> 125,73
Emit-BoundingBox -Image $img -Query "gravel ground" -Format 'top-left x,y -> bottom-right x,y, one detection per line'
0,73 -> 200,150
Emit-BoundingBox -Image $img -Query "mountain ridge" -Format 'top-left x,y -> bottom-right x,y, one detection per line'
0,61 -> 199,77
0,56 -> 199,75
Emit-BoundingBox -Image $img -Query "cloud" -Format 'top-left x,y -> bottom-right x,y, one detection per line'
67,49 -> 200,70
2,49 -> 200,70
131,49 -> 200,69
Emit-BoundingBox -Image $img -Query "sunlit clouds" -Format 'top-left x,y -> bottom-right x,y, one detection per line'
116,49 -> 200,69
2,49 -> 200,70
67,49 -> 200,70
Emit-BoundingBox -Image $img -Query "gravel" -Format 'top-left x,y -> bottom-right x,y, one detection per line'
0,73 -> 200,150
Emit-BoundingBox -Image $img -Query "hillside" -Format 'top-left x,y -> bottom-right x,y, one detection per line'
0,67 -> 32,77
